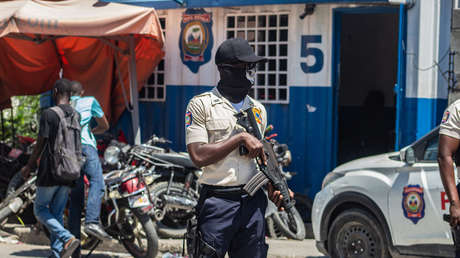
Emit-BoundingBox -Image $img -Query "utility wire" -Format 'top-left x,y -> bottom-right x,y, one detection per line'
407,48 -> 450,72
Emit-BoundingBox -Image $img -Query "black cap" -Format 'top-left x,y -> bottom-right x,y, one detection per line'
215,38 -> 267,65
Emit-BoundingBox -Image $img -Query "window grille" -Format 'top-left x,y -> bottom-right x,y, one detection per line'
225,14 -> 289,103
140,17 -> 166,102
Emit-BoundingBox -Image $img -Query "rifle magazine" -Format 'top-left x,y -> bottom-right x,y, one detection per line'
244,171 -> 269,196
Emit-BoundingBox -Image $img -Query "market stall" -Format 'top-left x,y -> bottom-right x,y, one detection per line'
0,0 -> 164,144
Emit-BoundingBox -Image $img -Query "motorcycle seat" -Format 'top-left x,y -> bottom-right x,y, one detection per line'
104,170 -> 124,186
105,176 -> 122,186
151,153 -> 198,169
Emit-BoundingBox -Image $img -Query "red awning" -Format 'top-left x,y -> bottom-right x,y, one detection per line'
0,0 -> 164,124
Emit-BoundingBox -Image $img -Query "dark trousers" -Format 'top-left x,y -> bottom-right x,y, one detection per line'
452,227 -> 460,258
452,184 -> 460,258
68,145 -> 105,257
197,185 -> 268,258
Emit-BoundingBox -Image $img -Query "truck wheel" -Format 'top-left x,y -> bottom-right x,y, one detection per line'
327,208 -> 389,258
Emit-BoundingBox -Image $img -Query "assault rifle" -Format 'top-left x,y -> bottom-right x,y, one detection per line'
235,107 -> 296,211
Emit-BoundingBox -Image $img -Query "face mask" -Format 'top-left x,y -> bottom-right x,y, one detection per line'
217,63 -> 256,103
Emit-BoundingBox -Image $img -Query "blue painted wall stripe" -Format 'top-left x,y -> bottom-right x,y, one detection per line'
395,4 -> 407,151
113,85 -> 334,197
399,97 -> 447,148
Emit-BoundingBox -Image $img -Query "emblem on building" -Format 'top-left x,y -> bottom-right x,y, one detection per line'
402,185 -> 425,224
179,8 -> 213,73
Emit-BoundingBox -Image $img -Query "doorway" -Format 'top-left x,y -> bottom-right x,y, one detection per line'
334,8 -> 399,165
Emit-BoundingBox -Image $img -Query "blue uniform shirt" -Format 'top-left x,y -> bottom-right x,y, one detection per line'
70,96 -> 104,149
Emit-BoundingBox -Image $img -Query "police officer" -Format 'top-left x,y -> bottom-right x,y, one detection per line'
185,38 -> 291,258
439,99 -> 460,258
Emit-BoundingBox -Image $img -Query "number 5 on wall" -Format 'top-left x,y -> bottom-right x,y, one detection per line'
301,35 -> 324,73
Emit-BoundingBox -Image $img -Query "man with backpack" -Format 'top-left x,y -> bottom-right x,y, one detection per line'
20,79 -> 82,258
68,81 -> 110,258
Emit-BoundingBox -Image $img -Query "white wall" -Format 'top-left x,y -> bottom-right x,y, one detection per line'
158,1 -> 452,101
405,0 -> 451,99
157,4 -> 334,88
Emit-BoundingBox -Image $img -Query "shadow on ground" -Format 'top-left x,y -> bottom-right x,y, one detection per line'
10,249 -> 48,257
10,249 -> 128,258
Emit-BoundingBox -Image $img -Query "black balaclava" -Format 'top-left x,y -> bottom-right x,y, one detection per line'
217,65 -> 255,103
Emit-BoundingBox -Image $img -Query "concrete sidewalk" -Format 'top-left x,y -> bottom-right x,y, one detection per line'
0,224 -> 327,258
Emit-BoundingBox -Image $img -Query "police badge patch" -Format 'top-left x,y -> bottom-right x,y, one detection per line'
442,111 -> 450,124
179,8 -> 213,73
402,185 -> 425,224
185,111 -> 192,127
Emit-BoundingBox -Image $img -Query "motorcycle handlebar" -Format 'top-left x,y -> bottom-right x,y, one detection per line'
147,135 -> 172,145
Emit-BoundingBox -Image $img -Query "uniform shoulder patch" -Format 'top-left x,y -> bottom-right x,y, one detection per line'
185,111 -> 192,127
442,110 -> 450,124
252,107 -> 262,124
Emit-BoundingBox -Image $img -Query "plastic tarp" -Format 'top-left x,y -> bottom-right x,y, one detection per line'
0,0 -> 164,123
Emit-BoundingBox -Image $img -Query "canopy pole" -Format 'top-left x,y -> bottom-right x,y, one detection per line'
128,36 -> 141,145
1,110 -> 4,143
10,107 -> 15,147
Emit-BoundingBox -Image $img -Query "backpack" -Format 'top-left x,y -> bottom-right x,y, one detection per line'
49,106 -> 83,184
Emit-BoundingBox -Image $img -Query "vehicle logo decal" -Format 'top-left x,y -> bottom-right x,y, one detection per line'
442,111 -> 450,124
185,111 -> 192,127
402,184 -> 425,224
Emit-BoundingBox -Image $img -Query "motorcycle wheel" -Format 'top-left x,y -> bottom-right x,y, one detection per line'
293,193 -> 313,239
4,172 -> 36,225
149,181 -> 198,239
120,209 -> 159,258
266,215 -> 282,239
269,206 -> 306,240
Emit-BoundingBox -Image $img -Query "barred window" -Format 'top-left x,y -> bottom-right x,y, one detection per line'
226,14 -> 289,103
140,17 -> 166,102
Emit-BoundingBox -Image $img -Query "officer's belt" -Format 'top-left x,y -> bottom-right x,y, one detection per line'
202,184 -> 246,200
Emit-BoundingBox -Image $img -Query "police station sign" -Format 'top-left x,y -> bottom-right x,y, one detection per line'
179,8 -> 214,74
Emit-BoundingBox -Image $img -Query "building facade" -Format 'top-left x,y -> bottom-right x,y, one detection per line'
111,0 -> 451,198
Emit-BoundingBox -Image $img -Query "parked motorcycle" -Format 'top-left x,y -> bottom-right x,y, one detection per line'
131,131 -> 306,240
0,171 -> 36,225
3,165 -> 159,258
0,137 -> 35,201
145,129 -> 307,240
263,127 -> 307,240
103,135 -> 200,239
147,152 -> 200,239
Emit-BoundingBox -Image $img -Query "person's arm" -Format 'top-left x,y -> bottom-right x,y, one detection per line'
21,108 -> 51,179
187,132 -> 263,168
439,134 -> 460,226
90,98 -> 109,135
92,115 -> 109,135
20,136 -> 47,179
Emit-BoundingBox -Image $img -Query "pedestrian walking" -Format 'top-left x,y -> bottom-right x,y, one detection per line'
20,78 -> 81,258
68,81 -> 111,258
